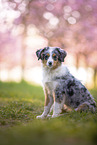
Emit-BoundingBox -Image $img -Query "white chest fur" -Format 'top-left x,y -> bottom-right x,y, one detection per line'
42,65 -> 69,90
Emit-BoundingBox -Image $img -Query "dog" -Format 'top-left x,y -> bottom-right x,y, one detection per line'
36,46 -> 96,119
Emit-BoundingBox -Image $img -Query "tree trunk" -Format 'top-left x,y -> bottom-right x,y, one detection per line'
21,26 -> 27,81
21,41 -> 26,80
93,68 -> 97,88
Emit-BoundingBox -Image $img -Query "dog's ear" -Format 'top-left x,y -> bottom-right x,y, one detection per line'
36,47 -> 49,60
36,49 -> 43,60
55,47 -> 67,62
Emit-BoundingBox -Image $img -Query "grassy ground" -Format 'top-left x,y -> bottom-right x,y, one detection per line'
0,81 -> 97,145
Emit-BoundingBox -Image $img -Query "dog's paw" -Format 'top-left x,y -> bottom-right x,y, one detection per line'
51,114 -> 59,118
47,114 -> 52,118
36,115 -> 46,119
52,114 -> 64,118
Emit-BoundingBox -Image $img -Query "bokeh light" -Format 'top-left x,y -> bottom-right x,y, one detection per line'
0,0 -> 97,88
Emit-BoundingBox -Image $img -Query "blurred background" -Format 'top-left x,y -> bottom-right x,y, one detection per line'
0,0 -> 97,88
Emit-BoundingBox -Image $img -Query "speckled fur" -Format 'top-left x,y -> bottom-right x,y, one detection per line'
36,47 -> 96,119
54,74 -> 96,111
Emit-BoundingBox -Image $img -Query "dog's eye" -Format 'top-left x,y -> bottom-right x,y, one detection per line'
45,55 -> 49,60
53,55 -> 57,61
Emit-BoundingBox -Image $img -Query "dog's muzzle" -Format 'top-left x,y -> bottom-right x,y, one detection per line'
49,61 -> 52,66
48,61 -> 53,67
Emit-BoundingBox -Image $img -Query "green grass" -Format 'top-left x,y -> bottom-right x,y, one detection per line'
0,81 -> 97,145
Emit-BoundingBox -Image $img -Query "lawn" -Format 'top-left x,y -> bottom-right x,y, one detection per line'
0,81 -> 97,145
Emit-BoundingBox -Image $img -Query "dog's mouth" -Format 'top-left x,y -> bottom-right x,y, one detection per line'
47,64 -> 53,68
46,62 -> 54,68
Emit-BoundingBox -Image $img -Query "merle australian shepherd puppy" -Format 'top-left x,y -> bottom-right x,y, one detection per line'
36,46 -> 96,119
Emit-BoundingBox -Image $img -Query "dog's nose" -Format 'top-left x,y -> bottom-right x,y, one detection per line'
48,61 -> 52,66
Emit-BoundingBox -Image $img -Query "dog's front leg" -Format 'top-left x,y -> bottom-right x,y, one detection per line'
36,88 -> 53,119
52,92 -> 65,118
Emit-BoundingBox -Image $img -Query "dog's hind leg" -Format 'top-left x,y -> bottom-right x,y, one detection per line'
75,102 -> 96,112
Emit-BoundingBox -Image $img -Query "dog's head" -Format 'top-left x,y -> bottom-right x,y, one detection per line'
36,47 -> 67,69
